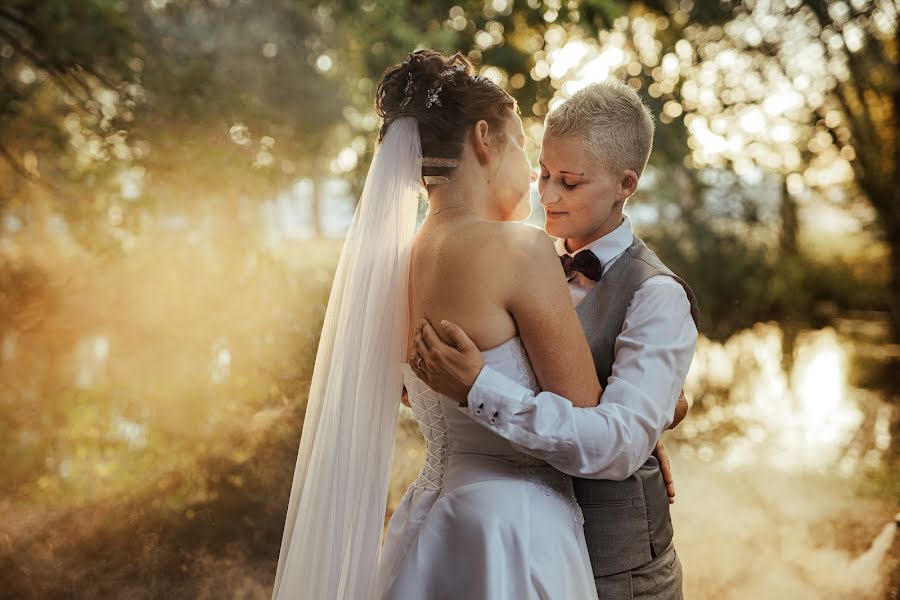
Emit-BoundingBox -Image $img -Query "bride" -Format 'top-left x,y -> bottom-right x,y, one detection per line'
270,50 -> 602,600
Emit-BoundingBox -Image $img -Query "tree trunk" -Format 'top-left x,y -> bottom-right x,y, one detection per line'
891,73 -> 900,349
310,174 -> 323,239
887,220 -> 900,354
779,176 -> 799,256
673,166 -> 700,219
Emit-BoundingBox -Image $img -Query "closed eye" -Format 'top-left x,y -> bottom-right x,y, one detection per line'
539,173 -> 579,189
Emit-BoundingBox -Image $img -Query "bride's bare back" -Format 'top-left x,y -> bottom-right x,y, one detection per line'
407,213 -> 601,408
408,216 -> 521,351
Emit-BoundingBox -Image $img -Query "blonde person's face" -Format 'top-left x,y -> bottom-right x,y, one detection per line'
489,113 -> 535,222
538,134 -> 624,250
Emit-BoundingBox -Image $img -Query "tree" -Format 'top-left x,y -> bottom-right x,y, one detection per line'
0,1 -> 135,194
798,0 -> 898,342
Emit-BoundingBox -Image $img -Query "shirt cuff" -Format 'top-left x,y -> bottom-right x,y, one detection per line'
462,365 -> 526,427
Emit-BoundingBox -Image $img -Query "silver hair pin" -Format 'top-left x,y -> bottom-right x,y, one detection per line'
425,82 -> 443,108
399,74 -> 414,110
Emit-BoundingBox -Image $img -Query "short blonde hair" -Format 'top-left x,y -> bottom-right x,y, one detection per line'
545,80 -> 655,178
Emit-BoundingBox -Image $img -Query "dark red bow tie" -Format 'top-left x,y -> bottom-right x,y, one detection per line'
560,251 -> 602,282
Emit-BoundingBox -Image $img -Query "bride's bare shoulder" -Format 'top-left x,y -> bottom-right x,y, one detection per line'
466,221 -> 553,252
471,221 -> 558,266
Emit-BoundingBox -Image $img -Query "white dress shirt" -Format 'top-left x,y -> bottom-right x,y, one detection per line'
461,214 -> 698,480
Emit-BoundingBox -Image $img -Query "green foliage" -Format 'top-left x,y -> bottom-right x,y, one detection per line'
644,217 -> 889,341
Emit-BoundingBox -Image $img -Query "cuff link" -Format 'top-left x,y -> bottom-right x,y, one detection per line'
474,403 -> 484,415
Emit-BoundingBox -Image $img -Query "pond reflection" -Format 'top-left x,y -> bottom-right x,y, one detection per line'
681,323 -> 892,475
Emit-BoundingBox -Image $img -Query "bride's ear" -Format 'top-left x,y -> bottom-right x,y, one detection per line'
471,120 -> 492,165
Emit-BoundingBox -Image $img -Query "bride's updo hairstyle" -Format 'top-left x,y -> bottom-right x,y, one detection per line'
376,49 -> 517,186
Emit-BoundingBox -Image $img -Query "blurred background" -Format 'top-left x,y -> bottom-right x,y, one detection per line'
0,0 -> 897,598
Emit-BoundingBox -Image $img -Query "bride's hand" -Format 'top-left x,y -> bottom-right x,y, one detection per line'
408,319 -> 484,405
653,441 -> 676,504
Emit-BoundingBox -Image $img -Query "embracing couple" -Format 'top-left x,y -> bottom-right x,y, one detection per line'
270,49 -> 699,600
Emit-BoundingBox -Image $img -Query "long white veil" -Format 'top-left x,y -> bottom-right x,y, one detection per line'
271,117 -> 422,599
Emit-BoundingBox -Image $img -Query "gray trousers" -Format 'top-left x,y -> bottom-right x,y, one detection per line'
594,541 -> 683,600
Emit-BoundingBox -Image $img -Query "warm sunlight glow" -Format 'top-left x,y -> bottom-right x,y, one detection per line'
684,326 -> 874,473
792,330 -> 855,452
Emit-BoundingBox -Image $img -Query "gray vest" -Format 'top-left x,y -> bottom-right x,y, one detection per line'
573,234 -> 699,577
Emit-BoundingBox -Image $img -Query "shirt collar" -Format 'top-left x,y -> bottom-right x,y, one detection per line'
554,213 -> 634,266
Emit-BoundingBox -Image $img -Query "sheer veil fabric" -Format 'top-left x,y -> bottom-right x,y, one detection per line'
271,117 -> 422,599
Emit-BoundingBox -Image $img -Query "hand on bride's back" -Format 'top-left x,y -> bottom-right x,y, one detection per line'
409,319 -> 484,404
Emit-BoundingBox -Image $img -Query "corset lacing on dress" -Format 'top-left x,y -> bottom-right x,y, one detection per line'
406,375 -> 583,525
407,382 -> 449,491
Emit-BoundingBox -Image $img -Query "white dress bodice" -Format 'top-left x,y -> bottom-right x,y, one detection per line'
402,336 -> 583,516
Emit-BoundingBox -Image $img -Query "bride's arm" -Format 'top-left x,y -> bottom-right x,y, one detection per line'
504,227 -> 602,408
401,386 -> 410,407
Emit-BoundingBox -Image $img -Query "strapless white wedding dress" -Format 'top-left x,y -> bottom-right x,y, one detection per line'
375,336 -> 599,600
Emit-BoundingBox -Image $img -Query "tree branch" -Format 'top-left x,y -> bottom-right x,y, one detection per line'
0,28 -> 92,104
0,7 -> 41,38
